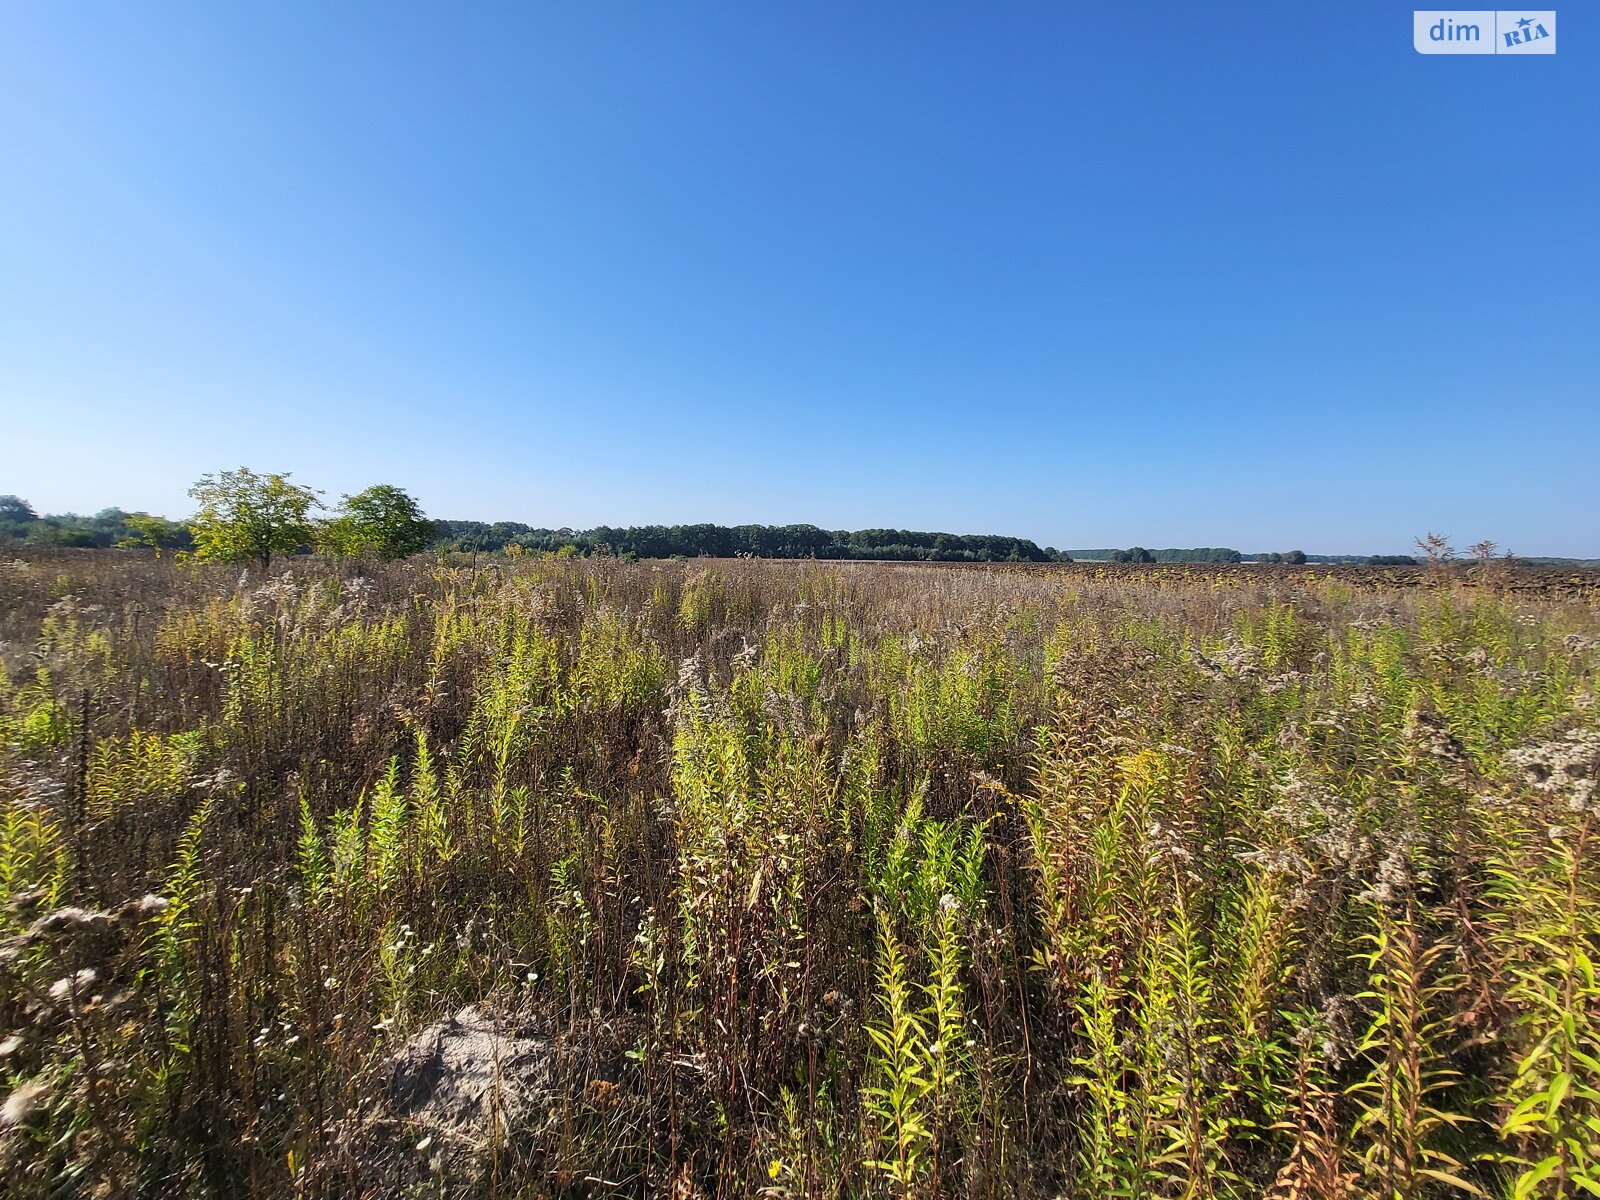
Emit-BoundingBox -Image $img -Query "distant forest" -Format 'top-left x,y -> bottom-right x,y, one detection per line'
433,520 -> 1060,562
1,499 -> 1063,562
1066,547 -> 1246,563
6,490 -> 1586,566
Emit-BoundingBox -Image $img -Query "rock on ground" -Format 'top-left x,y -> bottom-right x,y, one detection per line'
389,1006 -> 555,1155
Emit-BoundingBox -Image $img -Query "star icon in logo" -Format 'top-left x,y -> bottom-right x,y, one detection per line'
1517,15 -> 1534,28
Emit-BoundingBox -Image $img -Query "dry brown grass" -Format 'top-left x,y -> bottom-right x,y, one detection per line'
0,550 -> 1596,1198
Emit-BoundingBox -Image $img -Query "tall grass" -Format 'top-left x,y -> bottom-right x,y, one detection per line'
0,552 -> 1595,1197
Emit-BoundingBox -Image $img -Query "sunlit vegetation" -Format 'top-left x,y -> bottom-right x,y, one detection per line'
0,552 -> 1596,1197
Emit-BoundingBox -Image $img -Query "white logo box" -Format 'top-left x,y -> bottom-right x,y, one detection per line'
1414,10 -> 1556,53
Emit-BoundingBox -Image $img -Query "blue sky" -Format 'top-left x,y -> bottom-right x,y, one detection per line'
1,3 -> 1595,554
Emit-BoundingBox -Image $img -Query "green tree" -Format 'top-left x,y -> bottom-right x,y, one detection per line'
26,521 -> 96,548
0,495 -> 38,542
0,495 -> 37,524
321,484 -> 435,559
118,513 -> 191,557
188,468 -> 321,570
1284,549 -> 1307,564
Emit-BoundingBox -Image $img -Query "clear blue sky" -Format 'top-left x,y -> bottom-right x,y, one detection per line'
2,3 -> 1595,554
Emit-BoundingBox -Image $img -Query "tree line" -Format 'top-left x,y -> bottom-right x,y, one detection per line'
435,520 -> 1063,562
1069,546 -> 1251,564
0,471 -> 432,569
0,468 -> 1449,567
0,470 -> 1063,566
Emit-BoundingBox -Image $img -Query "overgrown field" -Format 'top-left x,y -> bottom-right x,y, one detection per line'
1,554 -> 1597,1199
